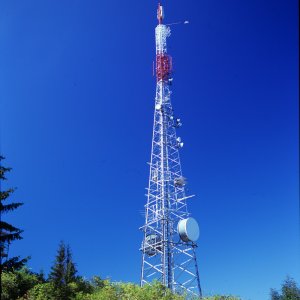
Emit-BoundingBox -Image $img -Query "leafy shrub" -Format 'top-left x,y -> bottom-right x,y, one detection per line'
1,268 -> 40,300
26,282 -> 57,300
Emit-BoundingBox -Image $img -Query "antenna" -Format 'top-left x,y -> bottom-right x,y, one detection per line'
140,4 -> 202,298
157,3 -> 164,24
165,20 -> 190,26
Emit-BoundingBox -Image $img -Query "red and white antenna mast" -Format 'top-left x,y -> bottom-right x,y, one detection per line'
140,3 -> 202,298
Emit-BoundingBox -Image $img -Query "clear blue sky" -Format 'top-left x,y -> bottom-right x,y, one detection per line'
0,1 -> 298,299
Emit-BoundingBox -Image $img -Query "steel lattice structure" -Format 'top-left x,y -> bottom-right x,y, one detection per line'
140,4 -> 202,298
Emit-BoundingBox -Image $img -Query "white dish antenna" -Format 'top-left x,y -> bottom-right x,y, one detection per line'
177,217 -> 199,242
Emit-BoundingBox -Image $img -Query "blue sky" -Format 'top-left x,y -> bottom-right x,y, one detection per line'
0,1 -> 298,299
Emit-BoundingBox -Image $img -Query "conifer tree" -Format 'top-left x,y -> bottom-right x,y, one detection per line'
49,241 -> 77,286
49,241 -> 66,286
0,155 -> 28,273
48,241 -> 78,299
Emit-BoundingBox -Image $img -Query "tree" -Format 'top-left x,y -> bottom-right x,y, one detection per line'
0,156 -> 28,273
271,277 -> 300,300
49,241 -> 77,285
49,241 -> 66,287
48,241 -> 78,299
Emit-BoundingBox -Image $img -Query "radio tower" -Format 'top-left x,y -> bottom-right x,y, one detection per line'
140,3 -> 202,298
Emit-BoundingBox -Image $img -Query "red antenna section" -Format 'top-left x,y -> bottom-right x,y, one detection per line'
156,54 -> 172,82
155,4 -> 172,82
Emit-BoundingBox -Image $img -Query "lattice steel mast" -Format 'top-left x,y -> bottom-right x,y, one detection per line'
140,4 -> 202,298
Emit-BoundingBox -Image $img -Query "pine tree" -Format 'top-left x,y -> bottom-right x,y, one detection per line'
49,241 -> 78,285
0,155 -> 28,273
48,241 -> 78,299
49,241 -> 67,287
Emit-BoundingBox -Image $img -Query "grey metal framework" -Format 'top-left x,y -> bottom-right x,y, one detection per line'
140,4 -> 202,298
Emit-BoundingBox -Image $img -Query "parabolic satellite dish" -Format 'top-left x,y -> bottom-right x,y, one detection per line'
177,217 -> 199,242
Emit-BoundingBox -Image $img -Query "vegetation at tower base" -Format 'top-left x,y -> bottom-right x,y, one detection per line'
1,243 -> 242,300
270,276 -> 300,300
3,269 -> 299,300
1,271 -> 242,300
0,156 -> 28,273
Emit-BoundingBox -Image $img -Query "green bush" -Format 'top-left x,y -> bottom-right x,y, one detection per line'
26,282 -> 57,300
89,284 -> 119,300
1,268 -> 40,300
25,280 -> 93,300
84,281 -> 187,300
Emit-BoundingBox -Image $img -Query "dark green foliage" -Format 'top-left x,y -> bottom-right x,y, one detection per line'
36,269 -> 46,283
271,277 -> 300,300
0,156 -> 28,273
48,241 -> 79,299
49,241 -> 67,286
49,241 -> 77,286
2,256 -> 29,272
73,277 -> 94,294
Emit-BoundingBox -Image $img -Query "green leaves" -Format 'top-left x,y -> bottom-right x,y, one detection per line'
1,268 -> 40,300
2,269 -> 243,300
26,282 -> 58,300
